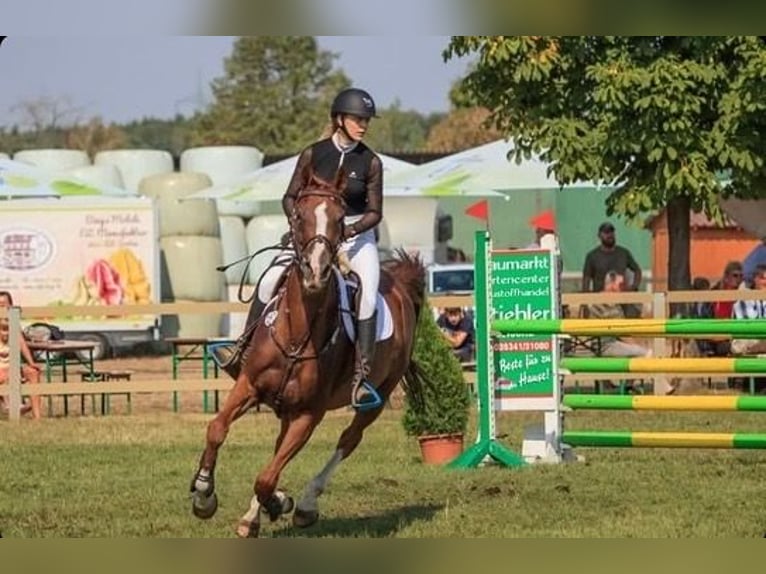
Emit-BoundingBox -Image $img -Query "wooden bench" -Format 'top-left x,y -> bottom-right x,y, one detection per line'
78,370 -> 133,414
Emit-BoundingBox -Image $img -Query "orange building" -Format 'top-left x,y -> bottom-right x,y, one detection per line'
647,210 -> 760,291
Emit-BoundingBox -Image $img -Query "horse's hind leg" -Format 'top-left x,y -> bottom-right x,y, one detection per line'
190,374 -> 256,520
236,410 -> 322,538
294,386 -> 391,529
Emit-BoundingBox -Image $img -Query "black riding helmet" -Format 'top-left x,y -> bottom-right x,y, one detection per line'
330,88 -> 378,119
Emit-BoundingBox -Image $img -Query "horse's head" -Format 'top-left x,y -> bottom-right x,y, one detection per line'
290,167 -> 347,293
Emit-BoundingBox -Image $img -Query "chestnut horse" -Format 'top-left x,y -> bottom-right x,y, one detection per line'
190,167 -> 429,537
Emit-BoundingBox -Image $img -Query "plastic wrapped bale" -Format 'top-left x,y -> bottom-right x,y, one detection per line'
160,235 -> 226,302
245,214 -> 290,285
218,216 -> 249,285
94,149 -> 173,192
60,164 -> 126,189
222,283 -> 255,339
181,146 -> 265,219
0,152 -> 10,161
160,299 -> 224,339
14,149 -> 90,171
139,172 -> 219,237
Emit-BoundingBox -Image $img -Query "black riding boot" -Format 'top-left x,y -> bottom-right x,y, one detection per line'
213,298 -> 266,380
351,313 -> 381,410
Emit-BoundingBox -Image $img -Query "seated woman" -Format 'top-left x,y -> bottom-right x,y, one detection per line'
0,290 -> 42,419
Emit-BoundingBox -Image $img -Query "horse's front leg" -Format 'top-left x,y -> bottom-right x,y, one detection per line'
190,374 -> 257,520
236,410 -> 323,538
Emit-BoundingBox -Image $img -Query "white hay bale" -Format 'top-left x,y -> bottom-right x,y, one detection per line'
245,215 -> 290,284
59,164 -> 125,189
14,149 -> 90,171
160,299 -> 224,339
221,283 -> 255,339
139,172 -> 219,237
181,146 -> 265,219
218,216 -> 249,285
94,149 -> 173,192
0,152 -> 10,161
180,146 -> 264,185
160,235 -> 226,301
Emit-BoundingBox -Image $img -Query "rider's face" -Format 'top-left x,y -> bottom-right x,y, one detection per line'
339,114 -> 370,141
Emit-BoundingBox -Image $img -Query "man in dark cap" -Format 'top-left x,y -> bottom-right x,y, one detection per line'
581,221 -> 643,318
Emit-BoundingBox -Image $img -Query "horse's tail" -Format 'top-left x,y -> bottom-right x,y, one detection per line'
386,248 -> 428,410
387,248 -> 426,318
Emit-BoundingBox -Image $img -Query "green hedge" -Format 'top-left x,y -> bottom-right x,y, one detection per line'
402,304 -> 470,437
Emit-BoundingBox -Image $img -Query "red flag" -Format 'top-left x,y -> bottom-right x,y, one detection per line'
465,199 -> 489,222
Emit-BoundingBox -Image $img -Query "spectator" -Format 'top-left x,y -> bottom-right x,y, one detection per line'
0,290 -> 42,418
731,264 -> 766,355
689,277 -> 711,319
694,261 -> 743,362
0,319 -> 42,419
581,221 -> 643,318
525,210 -> 557,250
588,271 -> 652,359
743,238 -> 766,285
437,307 -> 475,363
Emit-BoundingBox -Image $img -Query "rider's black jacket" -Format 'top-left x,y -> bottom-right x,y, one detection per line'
282,137 -> 383,236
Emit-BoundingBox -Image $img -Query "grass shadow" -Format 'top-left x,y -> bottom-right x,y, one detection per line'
272,503 -> 443,538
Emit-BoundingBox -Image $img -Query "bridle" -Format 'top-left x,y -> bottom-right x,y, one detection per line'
290,188 -> 346,262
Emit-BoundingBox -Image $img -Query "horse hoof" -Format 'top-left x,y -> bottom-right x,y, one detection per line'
191,491 -> 218,520
293,508 -> 319,529
281,495 -> 295,515
236,520 -> 260,538
260,491 -> 294,521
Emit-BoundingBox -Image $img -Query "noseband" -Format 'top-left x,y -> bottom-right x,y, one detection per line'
291,189 -> 346,260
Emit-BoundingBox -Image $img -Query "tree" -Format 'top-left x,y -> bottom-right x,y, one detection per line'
65,118 -> 127,158
190,37 -> 350,155
445,36 -> 766,291
363,100 -> 438,152
122,115 -> 194,156
425,107 -> 501,151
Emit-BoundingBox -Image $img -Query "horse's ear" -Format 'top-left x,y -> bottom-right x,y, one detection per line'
334,168 -> 347,194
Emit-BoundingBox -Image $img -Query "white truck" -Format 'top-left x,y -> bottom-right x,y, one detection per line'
0,196 -> 161,359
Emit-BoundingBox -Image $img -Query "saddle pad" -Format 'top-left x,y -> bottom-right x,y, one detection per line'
333,268 -> 394,342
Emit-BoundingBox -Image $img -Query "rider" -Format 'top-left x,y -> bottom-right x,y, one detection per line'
216,87 -> 384,409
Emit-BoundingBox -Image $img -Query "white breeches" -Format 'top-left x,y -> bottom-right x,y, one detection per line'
256,217 -> 380,320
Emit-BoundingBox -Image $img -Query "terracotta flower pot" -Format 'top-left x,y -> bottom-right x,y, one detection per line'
417,433 -> 464,464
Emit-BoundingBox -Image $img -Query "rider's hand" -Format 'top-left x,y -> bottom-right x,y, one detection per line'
343,224 -> 357,240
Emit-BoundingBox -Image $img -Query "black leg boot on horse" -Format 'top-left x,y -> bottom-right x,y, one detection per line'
213,298 -> 266,380
351,311 -> 383,411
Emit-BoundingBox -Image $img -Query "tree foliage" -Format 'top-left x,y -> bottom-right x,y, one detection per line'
445,36 -> 766,289
402,305 -> 470,438
363,100 -> 441,152
425,107 -> 501,151
65,118 -> 127,158
190,36 -> 350,155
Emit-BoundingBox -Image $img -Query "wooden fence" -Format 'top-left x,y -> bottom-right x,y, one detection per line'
2,289 -> 764,421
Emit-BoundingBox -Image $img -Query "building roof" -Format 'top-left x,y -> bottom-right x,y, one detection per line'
645,209 -> 743,230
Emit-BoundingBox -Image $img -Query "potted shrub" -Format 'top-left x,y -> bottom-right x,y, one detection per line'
402,304 -> 471,464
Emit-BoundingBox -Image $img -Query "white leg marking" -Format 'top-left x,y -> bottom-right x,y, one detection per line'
240,493 -> 261,525
297,449 -> 343,513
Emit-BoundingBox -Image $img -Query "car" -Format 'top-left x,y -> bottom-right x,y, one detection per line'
427,263 -> 475,296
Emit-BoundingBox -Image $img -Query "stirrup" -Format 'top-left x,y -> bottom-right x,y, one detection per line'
351,380 -> 383,412
209,341 -> 239,370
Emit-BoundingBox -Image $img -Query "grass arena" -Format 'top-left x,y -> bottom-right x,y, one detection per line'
3,231 -> 766,537
3,395 -> 766,537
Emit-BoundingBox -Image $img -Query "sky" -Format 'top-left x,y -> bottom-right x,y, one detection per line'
0,36 -> 473,128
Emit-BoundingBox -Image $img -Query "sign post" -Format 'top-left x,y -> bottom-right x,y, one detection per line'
449,230 -> 567,469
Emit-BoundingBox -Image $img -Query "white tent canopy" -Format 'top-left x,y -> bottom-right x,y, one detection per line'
0,158 -> 135,199
385,139 -> 567,196
187,152 -> 417,203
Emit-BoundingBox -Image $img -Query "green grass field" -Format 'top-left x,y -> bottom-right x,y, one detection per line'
2,407 -> 766,538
